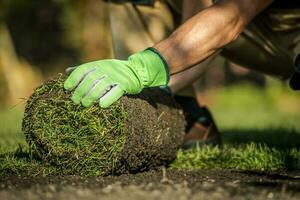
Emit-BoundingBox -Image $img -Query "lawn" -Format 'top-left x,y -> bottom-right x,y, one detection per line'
1,81 -> 300,176
173,81 -> 300,171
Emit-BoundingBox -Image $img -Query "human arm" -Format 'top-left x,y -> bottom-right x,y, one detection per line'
155,0 -> 274,74
64,0 -> 273,108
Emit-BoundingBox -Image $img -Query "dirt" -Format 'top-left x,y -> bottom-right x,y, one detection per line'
116,88 -> 185,174
22,75 -> 185,175
1,169 -> 300,200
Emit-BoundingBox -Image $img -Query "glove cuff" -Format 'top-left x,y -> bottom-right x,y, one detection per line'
128,48 -> 170,88
146,47 -> 170,83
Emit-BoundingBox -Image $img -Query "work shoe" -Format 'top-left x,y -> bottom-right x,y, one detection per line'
289,54 -> 300,90
174,95 -> 222,150
182,106 -> 221,149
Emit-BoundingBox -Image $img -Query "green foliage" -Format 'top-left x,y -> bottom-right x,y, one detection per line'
222,128 -> 300,149
0,107 -> 26,151
210,82 -> 300,130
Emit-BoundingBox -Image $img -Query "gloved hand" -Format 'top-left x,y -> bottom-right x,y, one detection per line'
64,48 -> 169,108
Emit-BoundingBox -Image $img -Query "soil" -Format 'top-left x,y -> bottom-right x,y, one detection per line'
1,169 -> 300,200
116,89 -> 185,174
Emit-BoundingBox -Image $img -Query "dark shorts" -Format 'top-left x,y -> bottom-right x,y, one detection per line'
222,7 -> 300,79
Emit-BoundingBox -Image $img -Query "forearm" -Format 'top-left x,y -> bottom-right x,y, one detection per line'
154,0 -> 273,74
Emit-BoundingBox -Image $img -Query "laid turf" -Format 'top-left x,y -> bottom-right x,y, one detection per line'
171,81 -> 300,171
172,144 -> 300,171
0,80 -> 300,176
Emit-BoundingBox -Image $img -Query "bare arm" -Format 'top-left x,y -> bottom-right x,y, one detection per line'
154,0 -> 273,74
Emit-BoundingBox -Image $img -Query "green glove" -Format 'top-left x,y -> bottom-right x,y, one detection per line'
64,48 -> 169,108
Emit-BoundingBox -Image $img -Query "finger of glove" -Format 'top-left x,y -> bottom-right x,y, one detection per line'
71,72 -> 106,104
64,65 -> 96,90
81,79 -> 112,107
99,84 -> 124,108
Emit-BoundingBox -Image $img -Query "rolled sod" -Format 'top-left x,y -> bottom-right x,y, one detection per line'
22,75 -> 185,176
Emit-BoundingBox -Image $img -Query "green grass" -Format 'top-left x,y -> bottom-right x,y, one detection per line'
172,81 -> 300,171
1,81 -> 300,176
0,107 -> 27,151
172,144 -> 300,171
210,82 -> 300,130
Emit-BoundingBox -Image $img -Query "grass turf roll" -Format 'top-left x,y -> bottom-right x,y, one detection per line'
22,75 -> 185,176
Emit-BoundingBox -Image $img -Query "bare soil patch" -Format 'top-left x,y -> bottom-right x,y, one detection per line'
1,169 -> 300,200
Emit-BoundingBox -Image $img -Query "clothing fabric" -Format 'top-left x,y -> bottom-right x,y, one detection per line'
107,0 -> 174,59
222,6 -> 300,79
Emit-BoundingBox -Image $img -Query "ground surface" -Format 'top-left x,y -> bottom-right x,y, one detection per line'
1,169 -> 300,200
1,82 -> 300,199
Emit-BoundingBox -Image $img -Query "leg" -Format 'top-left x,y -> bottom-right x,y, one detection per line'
222,13 -> 295,80
222,7 -> 300,88
108,1 -> 174,59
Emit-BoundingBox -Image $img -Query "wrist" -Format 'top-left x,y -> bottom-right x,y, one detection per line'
128,48 -> 170,88
146,47 -> 170,82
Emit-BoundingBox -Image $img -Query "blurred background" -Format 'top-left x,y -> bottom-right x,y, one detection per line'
0,0 -> 299,151
0,0 -> 115,107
